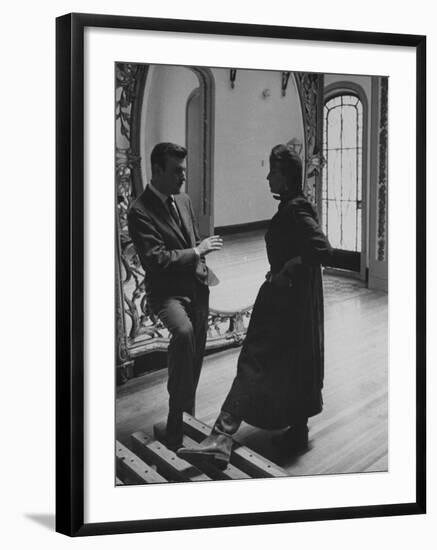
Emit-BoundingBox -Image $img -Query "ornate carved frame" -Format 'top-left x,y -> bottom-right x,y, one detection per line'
115,65 -> 325,377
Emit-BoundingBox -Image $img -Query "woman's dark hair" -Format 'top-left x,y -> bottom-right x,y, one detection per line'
270,144 -> 303,193
150,142 -> 187,173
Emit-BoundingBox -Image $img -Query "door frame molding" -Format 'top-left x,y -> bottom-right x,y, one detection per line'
187,67 -> 215,236
323,81 -> 370,279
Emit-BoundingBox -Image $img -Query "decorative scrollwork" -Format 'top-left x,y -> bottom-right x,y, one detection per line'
377,77 -> 388,262
294,72 -> 324,205
116,148 -> 141,234
115,63 -> 139,140
307,151 -> 326,178
207,307 -> 253,349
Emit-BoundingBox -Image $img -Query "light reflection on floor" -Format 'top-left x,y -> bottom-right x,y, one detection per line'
206,229 -> 370,312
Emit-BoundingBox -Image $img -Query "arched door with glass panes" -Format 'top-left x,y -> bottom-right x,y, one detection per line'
322,94 -> 364,272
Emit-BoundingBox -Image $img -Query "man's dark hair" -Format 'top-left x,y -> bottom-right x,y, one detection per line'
150,142 -> 187,174
270,144 -> 303,193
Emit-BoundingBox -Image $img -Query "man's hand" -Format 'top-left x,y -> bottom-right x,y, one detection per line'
196,235 -> 223,256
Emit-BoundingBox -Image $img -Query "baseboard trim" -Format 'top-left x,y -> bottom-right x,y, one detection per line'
323,267 -> 364,281
215,219 -> 270,235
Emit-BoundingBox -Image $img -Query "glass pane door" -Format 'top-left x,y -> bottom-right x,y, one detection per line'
322,95 -> 363,263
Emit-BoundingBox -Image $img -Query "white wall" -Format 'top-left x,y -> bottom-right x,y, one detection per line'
141,65 -> 199,185
212,68 -> 304,226
139,65 -> 304,226
3,1 -> 435,550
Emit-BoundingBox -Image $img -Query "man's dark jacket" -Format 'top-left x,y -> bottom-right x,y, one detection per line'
127,186 -> 215,307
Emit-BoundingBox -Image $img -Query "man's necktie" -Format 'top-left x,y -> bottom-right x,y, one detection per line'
167,196 -> 182,227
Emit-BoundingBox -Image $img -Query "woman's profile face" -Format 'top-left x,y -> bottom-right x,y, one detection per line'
267,161 -> 288,195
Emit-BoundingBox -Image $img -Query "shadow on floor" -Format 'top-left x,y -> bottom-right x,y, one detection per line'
25,514 -> 55,531
234,424 -> 309,469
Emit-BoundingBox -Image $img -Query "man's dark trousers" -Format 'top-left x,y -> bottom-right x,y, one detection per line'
153,283 -> 209,445
127,187 -> 215,448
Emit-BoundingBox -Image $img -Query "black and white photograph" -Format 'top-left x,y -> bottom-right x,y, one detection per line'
115,62 -> 389,484
1,0 -> 434,545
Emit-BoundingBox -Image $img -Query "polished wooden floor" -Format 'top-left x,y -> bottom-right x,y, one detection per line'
116,230 -> 388,478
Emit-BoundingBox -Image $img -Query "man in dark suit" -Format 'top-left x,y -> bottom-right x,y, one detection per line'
128,142 -> 222,450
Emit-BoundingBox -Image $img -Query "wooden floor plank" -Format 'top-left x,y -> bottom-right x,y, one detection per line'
365,454 -> 389,473
116,230 -> 388,481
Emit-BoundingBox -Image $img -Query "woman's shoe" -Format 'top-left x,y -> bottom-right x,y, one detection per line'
272,425 -> 309,454
177,432 -> 233,469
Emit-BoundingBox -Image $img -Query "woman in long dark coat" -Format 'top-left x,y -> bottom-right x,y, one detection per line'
178,144 -> 333,468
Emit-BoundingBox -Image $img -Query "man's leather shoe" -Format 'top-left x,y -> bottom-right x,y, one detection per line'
154,418 -> 183,452
177,432 -> 233,469
165,437 -> 183,452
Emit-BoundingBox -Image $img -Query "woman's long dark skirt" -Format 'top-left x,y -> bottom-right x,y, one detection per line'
222,265 -> 325,430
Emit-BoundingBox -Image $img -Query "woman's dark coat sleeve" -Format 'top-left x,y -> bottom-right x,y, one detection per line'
293,201 -> 333,265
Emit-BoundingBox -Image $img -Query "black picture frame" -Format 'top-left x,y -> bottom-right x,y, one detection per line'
56,12 -> 426,537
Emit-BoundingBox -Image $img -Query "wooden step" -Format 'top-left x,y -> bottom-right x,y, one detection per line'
181,413 -> 288,479
131,431 -> 210,483
152,421 -> 250,481
115,416 -> 288,485
116,440 -> 167,484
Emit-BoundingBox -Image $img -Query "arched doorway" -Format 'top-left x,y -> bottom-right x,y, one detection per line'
323,82 -> 369,273
137,65 -> 215,237
186,68 -> 215,238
